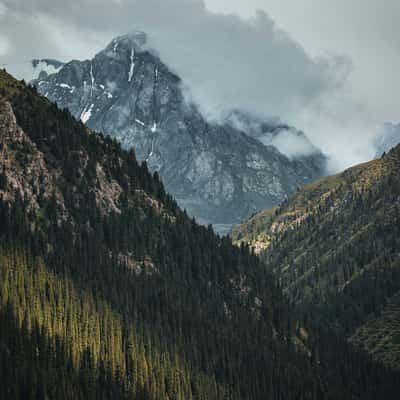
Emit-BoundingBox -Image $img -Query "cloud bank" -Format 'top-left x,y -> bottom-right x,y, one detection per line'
0,0 -> 376,169
259,129 -> 319,159
2,0 -> 347,120
373,123 -> 400,157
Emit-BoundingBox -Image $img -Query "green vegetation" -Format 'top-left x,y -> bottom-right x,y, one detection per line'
232,143 -> 400,369
231,207 -> 277,248
350,292 -> 400,370
0,69 -> 399,398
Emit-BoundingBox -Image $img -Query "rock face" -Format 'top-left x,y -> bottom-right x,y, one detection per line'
0,100 -> 59,213
33,32 -> 326,232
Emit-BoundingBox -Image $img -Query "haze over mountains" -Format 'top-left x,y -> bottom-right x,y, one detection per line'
374,123 -> 400,158
31,32 -> 327,233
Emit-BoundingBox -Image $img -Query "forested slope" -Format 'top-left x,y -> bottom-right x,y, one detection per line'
232,144 -> 400,369
0,69 -> 399,399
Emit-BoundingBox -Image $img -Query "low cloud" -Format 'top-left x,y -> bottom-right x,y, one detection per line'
0,10 -> 64,78
260,129 -> 319,159
373,123 -> 400,157
146,9 -> 347,121
2,0 -> 371,169
1,0 -> 347,121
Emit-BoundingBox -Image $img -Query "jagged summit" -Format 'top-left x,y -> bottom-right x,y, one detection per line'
32,32 -> 327,232
104,31 -> 148,54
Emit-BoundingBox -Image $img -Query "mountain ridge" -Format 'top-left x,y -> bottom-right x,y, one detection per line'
32,33 -> 327,233
232,144 -> 400,369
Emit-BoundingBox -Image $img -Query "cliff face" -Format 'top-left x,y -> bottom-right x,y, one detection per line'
33,33 -> 326,233
0,99 -> 68,223
0,69 -> 175,234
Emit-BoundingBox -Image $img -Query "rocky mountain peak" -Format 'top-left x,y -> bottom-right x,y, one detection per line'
103,32 -> 148,58
32,33 -> 327,233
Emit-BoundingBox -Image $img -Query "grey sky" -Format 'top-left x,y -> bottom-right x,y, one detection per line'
0,0 -> 398,170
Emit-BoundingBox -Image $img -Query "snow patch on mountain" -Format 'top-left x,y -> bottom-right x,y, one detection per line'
81,104 -> 94,124
128,48 -> 135,82
32,33 -> 327,231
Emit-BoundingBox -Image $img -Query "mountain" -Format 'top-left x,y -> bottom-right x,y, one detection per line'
1,69 -> 400,398
1,59 -> 65,82
374,123 -> 400,158
32,33 -> 326,233
232,146 -> 400,370
31,58 -> 65,79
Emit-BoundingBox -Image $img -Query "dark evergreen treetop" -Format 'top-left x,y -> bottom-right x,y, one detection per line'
0,68 -> 399,399
232,139 -> 400,370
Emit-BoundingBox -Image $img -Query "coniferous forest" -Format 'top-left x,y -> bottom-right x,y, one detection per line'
233,140 -> 400,371
0,69 -> 400,399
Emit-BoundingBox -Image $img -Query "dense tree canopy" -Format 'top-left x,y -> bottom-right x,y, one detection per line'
0,69 -> 399,399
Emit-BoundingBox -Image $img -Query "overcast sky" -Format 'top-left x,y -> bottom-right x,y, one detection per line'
0,0 -> 398,170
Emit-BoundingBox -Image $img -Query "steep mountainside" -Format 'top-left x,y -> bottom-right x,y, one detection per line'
232,145 -> 400,369
1,69 -> 399,399
32,33 -> 326,233
350,292 -> 400,370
